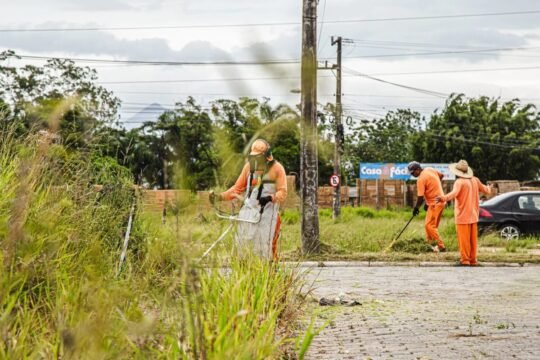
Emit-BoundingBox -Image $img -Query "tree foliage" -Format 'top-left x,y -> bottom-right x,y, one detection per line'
343,109 -> 422,183
411,94 -> 540,181
0,51 -> 121,151
3,54 -> 540,189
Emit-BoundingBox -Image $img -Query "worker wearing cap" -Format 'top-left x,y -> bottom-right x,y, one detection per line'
408,161 -> 447,252
209,139 -> 287,260
436,160 -> 491,266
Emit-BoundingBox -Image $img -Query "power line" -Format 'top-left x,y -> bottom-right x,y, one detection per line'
346,38 -> 485,50
426,133 -> 539,150
99,75 -> 301,84
366,65 -> 540,77
13,51 -> 540,75
114,90 -> 438,99
2,10 -> 540,32
16,54 -> 300,66
343,114 -> 539,149
114,90 -> 334,97
317,0 -> 327,51
14,44 -> 540,69
343,66 -> 449,98
340,46 -> 540,60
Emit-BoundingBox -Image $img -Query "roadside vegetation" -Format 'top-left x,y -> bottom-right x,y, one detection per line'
277,207 -> 540,263
0,121 -> 310,359
148,205 -> 540,264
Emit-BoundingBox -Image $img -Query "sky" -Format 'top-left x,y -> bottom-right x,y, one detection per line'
2,0 -> 540,127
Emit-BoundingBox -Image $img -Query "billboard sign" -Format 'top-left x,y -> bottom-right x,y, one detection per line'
359,163 -> 455,180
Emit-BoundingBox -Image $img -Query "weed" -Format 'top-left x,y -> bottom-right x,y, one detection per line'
496,322 -> 515,330
473,311 -> 487,325
0,121 -> 308,358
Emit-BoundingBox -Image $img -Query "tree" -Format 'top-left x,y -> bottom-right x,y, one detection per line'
343,109 -> 422,181
0,50 -> 121,150
266,118 -> 301,178
0,51 -> 119,123
94,126 -> 164,187
412,94 -> 540,181
148,97 -> 218,191
211,97 -> 264,154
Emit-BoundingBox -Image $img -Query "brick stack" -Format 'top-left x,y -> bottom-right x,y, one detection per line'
358,179 -> 407,209
141,189 -> 192,212
317,186 -> 349,208
487,180 -> 521,199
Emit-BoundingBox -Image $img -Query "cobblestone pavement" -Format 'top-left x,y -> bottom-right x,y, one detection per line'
304,264 -> 540,360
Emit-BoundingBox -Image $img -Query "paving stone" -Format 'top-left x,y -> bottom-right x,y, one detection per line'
305,266 -> 540,359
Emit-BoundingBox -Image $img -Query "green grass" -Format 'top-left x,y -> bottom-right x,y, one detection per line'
277,207 -> 540,263
0,126 -> 308,358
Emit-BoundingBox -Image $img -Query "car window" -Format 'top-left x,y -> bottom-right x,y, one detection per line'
517,195 -> 540,211
481,192 -> 516,206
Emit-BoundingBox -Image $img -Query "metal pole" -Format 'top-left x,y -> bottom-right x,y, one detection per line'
117,202 -> 136,277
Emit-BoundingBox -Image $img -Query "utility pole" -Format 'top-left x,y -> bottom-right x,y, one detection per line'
332,36 -> 343,219
300,0 -> 320,254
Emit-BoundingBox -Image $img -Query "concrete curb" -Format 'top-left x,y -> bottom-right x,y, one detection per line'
286,261 -> 539,268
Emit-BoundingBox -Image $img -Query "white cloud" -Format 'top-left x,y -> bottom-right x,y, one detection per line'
3,0 -> 540,120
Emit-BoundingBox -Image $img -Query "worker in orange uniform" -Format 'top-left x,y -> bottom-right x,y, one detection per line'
407,161 -> 447,252
209,139 -> 287,261
435,160 -> 491,266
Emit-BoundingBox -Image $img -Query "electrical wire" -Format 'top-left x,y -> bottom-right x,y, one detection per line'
338,45 -> 540,60
16,54 -> 300,66
342,66 -> 449,98
343,113 -> 539,148
425,133 -> 539,150
364,65 -> 540,77
317,0 -> 327,51
2,9 -> 540,32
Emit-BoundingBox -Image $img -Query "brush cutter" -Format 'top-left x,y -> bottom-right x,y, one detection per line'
384,213 -> 416,253
199,201 -> 266,261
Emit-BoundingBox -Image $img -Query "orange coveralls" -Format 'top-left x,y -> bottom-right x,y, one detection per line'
221,161 -> 287,260
417,167 -> 446,248
442,177 -> 490,265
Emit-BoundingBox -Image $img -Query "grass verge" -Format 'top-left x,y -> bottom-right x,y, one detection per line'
1,126 -> 308,358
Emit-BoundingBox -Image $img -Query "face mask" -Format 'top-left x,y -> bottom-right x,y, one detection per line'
248,154 -> 267,172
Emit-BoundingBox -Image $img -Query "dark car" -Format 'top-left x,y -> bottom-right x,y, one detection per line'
478,191 -> 540,240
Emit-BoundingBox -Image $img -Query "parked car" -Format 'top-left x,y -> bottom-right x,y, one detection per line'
478,191 -> 540,240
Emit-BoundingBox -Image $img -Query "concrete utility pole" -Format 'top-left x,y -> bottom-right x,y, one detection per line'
331,36 -> 343,219
300,0 -> 320,254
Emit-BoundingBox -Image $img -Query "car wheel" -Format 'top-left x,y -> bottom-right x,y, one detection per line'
500,224 -> 520,240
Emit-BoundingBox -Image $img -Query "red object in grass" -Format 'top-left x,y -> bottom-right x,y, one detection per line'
479,208 -> 493,218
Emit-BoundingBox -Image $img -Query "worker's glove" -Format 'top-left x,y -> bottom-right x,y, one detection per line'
424,204 -> 429,211
412,207 -> 420,216
209,191 -> 221,204
259,196 -> 273,208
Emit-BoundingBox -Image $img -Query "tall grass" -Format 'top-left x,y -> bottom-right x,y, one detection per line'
0,118 -> 308,358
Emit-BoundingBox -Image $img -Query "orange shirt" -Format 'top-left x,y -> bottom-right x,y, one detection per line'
416,167 -> 444,205
443,177 -> 490,224
221,161 -> 288,204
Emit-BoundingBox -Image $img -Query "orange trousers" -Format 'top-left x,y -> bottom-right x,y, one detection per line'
425,203 -> 445,248
456,223 -> 478,265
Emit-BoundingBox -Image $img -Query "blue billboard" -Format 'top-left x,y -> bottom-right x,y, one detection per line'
359,163 -> 455,180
